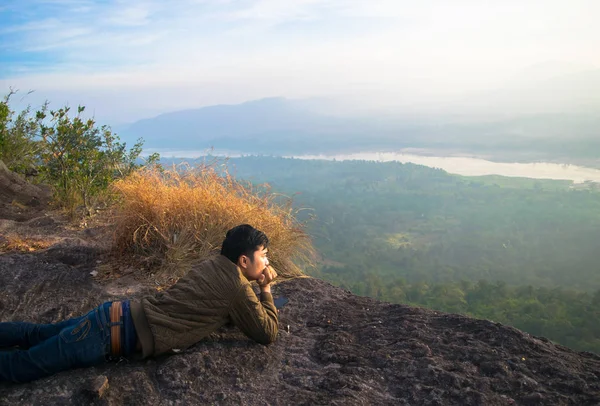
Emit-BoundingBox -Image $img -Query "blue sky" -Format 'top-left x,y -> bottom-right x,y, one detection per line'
1,0 -> 599,123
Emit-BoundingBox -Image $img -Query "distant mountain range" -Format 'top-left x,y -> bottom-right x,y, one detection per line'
117,97 -> 413,155
117,69 -> 600,159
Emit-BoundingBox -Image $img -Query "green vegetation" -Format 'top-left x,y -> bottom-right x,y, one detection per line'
0,92 -> 158,216
217,156 -> 600,353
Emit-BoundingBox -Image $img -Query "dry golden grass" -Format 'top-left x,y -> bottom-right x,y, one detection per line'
0,234 -> 55,253
111,161 -> 315,282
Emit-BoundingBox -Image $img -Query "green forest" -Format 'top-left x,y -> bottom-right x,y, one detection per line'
198,156 -> 600,354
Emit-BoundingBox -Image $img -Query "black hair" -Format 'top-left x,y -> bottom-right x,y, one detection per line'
220,224 -> 269,264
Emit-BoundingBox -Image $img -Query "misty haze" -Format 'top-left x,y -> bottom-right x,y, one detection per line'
2,1 -> 600,403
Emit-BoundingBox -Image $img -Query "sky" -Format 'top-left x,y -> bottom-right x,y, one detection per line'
1,0 -> 599,124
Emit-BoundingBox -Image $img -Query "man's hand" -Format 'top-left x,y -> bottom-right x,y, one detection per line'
257,265 -> 277,292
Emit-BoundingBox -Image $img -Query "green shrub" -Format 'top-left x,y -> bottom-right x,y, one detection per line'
1,90 -> 159,216
37,105 -> 153,215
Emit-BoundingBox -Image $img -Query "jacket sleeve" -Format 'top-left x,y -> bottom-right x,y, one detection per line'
229,283 -> 279,344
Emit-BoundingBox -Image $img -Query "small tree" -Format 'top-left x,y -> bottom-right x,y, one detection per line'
37,105 -> 152,215
0,91 -> 159,216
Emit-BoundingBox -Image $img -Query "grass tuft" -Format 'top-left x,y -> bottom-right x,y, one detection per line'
110,161 -> 315,282
0,234 -> 55,253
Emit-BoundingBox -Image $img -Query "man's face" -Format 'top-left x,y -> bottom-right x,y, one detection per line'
239,246 -> 269,281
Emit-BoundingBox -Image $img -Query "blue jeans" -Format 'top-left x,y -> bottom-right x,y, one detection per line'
0,302 -> 112,383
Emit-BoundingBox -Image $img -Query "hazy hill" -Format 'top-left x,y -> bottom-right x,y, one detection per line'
120,112 -> 600,165
118,98 -> 387,154
119,75 -> 600,160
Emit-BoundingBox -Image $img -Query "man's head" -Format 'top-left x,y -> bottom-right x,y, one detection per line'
221,224 -> 269,281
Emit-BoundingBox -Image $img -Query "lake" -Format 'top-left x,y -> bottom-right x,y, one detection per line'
152,149 -> 600,183
288,152 -> 600,184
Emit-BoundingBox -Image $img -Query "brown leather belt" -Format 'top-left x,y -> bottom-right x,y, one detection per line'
109,301 -> 123,357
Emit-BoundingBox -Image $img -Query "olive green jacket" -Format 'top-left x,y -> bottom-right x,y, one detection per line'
131,255 -> 279,358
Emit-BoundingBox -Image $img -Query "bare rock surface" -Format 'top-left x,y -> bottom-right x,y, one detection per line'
1,246 -> 600,405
